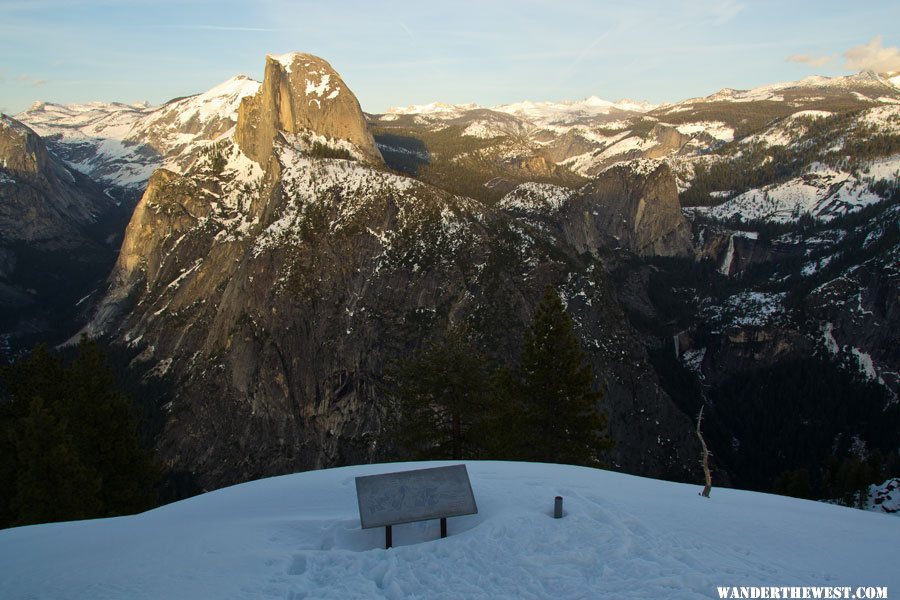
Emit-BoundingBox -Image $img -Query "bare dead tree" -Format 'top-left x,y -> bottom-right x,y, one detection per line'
696,405 -> 712,498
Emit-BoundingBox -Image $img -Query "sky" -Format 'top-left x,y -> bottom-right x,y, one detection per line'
1,0 -> 899,115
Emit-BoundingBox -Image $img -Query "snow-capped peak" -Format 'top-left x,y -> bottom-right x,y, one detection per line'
268,52 -> 305,73
16,74 -> 262,188
201,75 -> 259,97
385,101 -> 481,116
266,52 -> 331,76
170,75 -> 260,123
580,95 -> 615,108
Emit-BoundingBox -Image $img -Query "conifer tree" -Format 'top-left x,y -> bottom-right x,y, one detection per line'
509,286 -> 612,466
9,396 -> 102,525
384,324 -> 495,460
65,337 -> 158,516
0,338 -> 158,527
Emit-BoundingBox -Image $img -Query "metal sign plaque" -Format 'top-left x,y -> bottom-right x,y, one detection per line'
355,464 -> 478,529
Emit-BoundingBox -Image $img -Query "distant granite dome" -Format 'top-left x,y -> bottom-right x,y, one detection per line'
235,53 -> 383,165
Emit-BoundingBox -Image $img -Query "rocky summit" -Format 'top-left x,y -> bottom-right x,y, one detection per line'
0,115 -> 107,244
235,53 -> 383,165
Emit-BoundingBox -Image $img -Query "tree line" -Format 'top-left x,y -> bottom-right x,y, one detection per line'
380,286 -> 613,466
0,337 -> 159,528
680,111 -> 900,208
706,357 -> 899,507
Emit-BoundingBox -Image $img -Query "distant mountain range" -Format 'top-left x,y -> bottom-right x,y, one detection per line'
2,55 -> 898,498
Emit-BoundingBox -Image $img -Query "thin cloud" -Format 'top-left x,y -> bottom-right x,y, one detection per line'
17,74 -> 47,87
843,36 -> 900,73
707,0 -> 743,25
156,24 -> 283,32
786,53 -> 835,68
1,0 -> 203,11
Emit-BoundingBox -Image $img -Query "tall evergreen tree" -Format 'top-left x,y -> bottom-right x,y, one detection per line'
383,324 -> 496,460
0,338 -> 158,527
9,396 -> 102,525
64,338 -> 159,516
508,286 -> 612,466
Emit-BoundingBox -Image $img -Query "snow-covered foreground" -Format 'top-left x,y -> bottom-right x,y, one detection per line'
0,461 -> 896,599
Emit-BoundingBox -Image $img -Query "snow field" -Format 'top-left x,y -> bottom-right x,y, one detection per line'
0,461 -> 896,600
688,155 -> 899,224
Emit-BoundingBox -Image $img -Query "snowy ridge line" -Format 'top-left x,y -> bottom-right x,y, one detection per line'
15,75 -> 261,188
382,96 -> 656,123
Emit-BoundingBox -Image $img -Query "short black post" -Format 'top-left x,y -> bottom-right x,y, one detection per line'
440,517 -> 447,538
385,525 -> 392,549
554,496 -> 564,518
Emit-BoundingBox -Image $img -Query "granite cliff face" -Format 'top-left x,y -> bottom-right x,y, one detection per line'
4,60 -> 896,501
0,115 -> 111,245
0,115 -> 124,356
562,161 -> 693,257
235,53 -> 382,165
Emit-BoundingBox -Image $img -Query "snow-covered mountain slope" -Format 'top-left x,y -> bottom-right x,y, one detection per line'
16,76 -> 260,189
0,461 -> 895,600
491,96 -> 655,127
675,72 -> 897,106
685,156 -> 899,224
384,96 -> 654,123
372,71 -> 900,198
676,99 -> 900,226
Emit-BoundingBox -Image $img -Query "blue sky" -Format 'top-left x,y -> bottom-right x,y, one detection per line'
1,0 -> 899,115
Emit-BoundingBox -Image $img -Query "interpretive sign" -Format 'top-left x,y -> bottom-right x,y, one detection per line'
355,464 -> 478,547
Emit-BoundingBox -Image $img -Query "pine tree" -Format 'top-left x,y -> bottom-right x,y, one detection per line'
0,345 -> 69,525
384,324 -> 496,460
0,338 -> 158,527
64,337 -> 159,516
509,286 -> 612,466
9,396 -> 102,525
